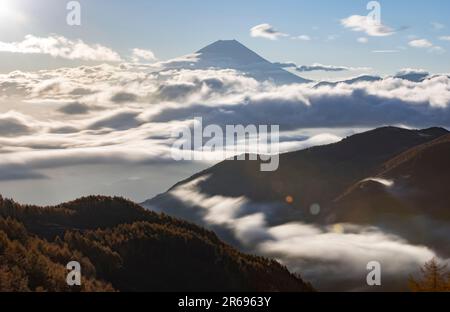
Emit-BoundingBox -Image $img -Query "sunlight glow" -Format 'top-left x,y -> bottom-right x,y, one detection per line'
0,1 -> 26,26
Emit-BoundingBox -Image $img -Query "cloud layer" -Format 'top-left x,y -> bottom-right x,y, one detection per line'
0,52 -> 449,183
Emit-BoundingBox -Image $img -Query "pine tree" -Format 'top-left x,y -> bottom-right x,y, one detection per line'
409,258 -> 450,292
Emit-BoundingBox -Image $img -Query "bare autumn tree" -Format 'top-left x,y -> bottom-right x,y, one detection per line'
409,258 -> 450,292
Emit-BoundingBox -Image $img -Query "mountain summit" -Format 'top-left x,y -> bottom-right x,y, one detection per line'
197,40 -> 271,66
168,40 -> 310,84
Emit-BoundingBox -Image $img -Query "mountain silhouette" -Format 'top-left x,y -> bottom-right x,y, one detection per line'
335,133 -> 450,220
314,75 -> 382,88
394,71 -> 429,82
167,39 -> 310,84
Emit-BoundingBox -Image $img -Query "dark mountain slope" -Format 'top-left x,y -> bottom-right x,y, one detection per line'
144,127 -> 448,224
332,134 -> 450,223
0,196 -> 313,292
327,134 -> 450,256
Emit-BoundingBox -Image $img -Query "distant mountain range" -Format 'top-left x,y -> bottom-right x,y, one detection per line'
314,75 -> 382,88
160,40 -> 449,87
313,72 -> 446,88
0,196 -> 313,292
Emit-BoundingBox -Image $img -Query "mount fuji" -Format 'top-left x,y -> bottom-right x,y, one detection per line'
164,40 -> 311,85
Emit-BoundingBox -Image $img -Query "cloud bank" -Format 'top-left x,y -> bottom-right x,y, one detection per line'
0,35 -> 122,62
167,176 -> 441,291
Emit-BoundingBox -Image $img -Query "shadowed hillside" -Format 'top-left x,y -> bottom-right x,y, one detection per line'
145,127 -> 449,224
334,133 -> 450,221
330,134 -> 450,255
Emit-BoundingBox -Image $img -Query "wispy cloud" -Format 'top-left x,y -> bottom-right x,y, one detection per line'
409,38 -> 445,54
292,35 -> 311,41
409,39 -> 433,48
250,24 -> 311,42
372,50 -> 399,53
250,24 -> 288,40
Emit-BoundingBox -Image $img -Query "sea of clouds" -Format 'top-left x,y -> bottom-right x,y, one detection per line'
0,58 -> 449,202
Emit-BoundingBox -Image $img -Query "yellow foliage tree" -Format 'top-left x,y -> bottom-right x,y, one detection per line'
409,258 -> 450,292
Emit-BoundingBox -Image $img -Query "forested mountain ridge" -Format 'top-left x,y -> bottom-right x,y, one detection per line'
0,195 -> 313,292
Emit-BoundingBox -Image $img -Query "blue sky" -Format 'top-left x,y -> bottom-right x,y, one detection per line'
1,0 -> 450,76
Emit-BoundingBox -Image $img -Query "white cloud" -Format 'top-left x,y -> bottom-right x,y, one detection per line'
260,222 -> 436,290
0,35 -> 122,62
409,39 -> 433,48
250,24 -> 288,40
341,15 -> 395,37
259,30 -> 312,42
409,39 -> 446,54
131,48 -> 157,63
440,36 -> 450,42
